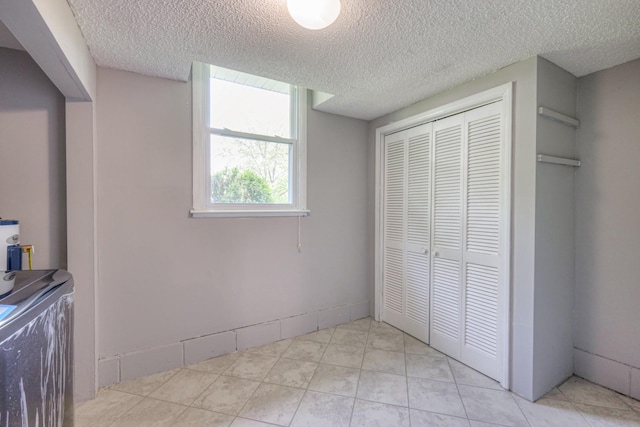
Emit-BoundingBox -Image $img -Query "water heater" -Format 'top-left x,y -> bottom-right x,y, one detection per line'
1,220 -> 34,295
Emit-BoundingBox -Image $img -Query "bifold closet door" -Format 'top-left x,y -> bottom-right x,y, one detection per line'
459,102 -> 505,380
429,101 -> 506,381
381,123 -> 431,343
381,130 -> 406,332
430,114 -> 464,358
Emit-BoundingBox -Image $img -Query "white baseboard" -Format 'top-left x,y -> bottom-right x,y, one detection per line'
573,347 -> 640,398
98,299 -> 369,388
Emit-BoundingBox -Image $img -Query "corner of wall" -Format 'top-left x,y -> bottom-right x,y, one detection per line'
572,57 -> 640,398
531,57 -> 578,400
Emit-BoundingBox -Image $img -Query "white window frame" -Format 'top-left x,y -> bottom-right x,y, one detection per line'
190,62 -> 309,218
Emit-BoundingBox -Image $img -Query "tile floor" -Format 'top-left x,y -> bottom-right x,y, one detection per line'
76,318 -> 640,426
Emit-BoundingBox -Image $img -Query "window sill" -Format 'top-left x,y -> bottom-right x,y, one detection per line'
190,209 -> 311,218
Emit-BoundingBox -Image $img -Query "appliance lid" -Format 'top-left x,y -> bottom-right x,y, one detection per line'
0,269 -> 71,328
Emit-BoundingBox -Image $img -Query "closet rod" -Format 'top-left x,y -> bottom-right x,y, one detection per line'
537,154 -> 581,167
538,107 -> 580,128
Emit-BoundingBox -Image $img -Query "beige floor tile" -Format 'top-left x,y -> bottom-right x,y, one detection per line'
350,399 -> 410,427
542,387 -> 567,401
330,328 -> 369,346
370,321 -> 404,336
75,389 -> 144,427
575,402 -> 640,427
357,370 -> 409,407
367,331 -> 405,352
308,364 -> 361,397
223,353 -> 279,381
109,397 -> 187,427
189,352 -> 242,374
404,334 -> 446,357
247,339 -> 293,357
77,324 -> 640,427
321,344 -> 365,368
193,375 -> 261,416
110,369 -> 179,396
336,318 -> 371,332
362,348 -> 406,375
406,353 -> 454,382
282,339 -> 327,362
559,376 -> 629,409
150,369 -> 219,405
410,409 -> 471,427
458,385 -> 529,427
618,394 -> 640,412
263,358 -> 318,388
230,418 -> 279,426
239,383 -> 305,426
171,407 -> 234,427
449,359 -> 502,390
514,395 -> 589,426
408,377 -> 467,418
296,328 -> 334,343
291,390 -> 354,427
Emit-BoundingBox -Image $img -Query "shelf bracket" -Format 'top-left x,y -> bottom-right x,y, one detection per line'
537,154 -> 581,167
538,107 -> 580,128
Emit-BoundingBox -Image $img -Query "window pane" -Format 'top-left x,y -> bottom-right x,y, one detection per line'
209,78 -> 291,138
210,135 -> 291,204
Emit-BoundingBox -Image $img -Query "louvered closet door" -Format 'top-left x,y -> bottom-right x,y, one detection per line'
430,115 -> 464,358
404,124 -> 432,342
382,124 -> 432,343
429,101 -> 506,381
382,130 -> 407,330
460,101 -> 505,380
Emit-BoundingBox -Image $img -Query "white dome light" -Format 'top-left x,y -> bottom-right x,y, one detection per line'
287,0 -> 341,30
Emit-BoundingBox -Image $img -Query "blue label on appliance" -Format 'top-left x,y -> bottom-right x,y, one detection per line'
0,305 -> 17,321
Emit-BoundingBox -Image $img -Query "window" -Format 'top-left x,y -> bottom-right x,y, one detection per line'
191,62 -> 308,217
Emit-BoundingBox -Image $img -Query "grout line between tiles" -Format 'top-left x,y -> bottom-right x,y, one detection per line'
347,349 -> 365,424
507,388 -> 533,427
233,378 -> 267,423
287,387 -> 306,426
555,396 -> 593,427
105,395 -> 149,427
447,356 -> 470,421
405,351 -> 411,426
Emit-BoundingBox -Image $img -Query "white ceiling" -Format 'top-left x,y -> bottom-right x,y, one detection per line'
66,0 -> 640,120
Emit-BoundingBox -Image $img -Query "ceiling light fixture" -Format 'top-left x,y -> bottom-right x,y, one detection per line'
287,0 -> 341,30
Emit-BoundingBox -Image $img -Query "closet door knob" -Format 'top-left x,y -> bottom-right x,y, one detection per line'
421,247 -> 428,254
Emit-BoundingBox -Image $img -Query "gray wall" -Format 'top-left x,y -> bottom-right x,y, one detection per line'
96,67 -> 370,358
574,58 -> 640,398
370,57 -> 539,399
533,58 -> 577,398
0,47 -> 66,269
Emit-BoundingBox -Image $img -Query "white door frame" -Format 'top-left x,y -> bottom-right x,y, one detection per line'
374,83 -> 513,388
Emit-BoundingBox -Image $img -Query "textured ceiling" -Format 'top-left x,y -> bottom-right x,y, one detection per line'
66,0 -> 640,120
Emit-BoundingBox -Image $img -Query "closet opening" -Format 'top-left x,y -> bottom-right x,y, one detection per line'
374,83 -> 513,388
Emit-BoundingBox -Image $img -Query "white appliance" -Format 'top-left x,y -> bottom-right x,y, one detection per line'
0,269 -> 75,426
0,220 -> 20,295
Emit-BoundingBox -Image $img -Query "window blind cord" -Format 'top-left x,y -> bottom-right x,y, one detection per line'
297,214 -> 302,253
297,142 -> 302,253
